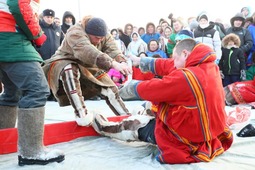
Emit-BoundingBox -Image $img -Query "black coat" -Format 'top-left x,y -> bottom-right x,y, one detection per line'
37,20 -> 62,60
226,27 -> 253,54
219,47 -> 246,75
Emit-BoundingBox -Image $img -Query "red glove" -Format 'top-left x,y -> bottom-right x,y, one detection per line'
33,33 -> 47,47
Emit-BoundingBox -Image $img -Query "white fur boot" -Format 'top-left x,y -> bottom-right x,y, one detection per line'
92,113 -> 154,141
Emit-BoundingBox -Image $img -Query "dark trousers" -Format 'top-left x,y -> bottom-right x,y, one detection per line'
138,119 -> 156,144
223,75 -> 240,87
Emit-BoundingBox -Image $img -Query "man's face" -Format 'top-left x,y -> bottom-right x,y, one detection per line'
172,48 -> 187,69
234,20 -> 243,27
65,16 -> 73,24
149,41 -> 158,52
43,16 -> 54,25
54,18 -> 61,26
88,34 -> 105,46
147,25 -> 154,34
125,26 -> 133,36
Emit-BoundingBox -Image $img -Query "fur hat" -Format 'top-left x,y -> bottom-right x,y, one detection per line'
222,33 -> 241,48
175,30 -> 194,41
43,9 -> 55,17
230,13 -> 245,26
85,17 -> 108,36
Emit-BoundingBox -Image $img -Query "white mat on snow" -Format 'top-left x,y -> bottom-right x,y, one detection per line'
0,100 -> 254,170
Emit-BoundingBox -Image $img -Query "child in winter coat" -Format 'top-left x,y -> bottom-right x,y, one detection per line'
107,68 -> 126,88
219,33 -> 246,87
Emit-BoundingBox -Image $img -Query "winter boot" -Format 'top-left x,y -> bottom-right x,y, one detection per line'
101,86 -> 130,116
0,106 -> 17,129
18,107 -> 65,166
60,64 -> 93,126
92,113 -> 154,141
236,124 -> 255,137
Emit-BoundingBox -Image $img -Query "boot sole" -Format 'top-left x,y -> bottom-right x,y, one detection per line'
18,155 -> 65,166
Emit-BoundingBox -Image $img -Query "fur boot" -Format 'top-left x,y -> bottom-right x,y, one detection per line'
101,86 -> 130,116
60,64 -> 93,126
18,107 -> 64,166
92,113 -> 154,141
0,106 -> 17,129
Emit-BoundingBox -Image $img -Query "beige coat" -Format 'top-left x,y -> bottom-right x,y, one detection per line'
43,16 -> 126,106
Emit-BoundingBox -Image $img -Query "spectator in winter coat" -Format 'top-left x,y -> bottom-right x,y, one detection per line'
241,7 -> 252,19
194,12 -> 222,64
167,18 -> 184,57
219,33 -> 246,87
127,32 -> 147,56
37,9 -> 63,60
110,29 -> 126,55
146,39 -> 168,58
158,26 -> 172,55
246,52 -> 255,80
247,14 -> 255,69
60,11 -> 76,43
119,23 -> 133,48
226,13 -> 253,67
138,27 -> 145,36
38,9 -> 63,101
141,22 -> 161,44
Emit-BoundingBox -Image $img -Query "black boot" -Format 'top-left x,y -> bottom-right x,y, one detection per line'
236,124 -> 255,137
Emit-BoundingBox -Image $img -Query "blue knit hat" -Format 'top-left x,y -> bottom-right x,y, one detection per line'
175,30 -> 194,41
85,17 -> 108,36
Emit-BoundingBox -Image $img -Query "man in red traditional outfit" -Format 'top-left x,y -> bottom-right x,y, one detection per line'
93,39 -> 233,164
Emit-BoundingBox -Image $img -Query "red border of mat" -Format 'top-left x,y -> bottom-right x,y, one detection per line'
0,115 -> 129,154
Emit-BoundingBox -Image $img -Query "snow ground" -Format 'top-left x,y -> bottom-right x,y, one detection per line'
0,100 -> 255,170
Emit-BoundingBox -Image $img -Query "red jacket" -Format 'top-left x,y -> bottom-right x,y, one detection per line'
0,0 -> 45,44
136,43 -> 233,164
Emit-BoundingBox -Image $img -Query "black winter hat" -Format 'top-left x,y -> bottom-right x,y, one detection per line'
43,9 -> 55,17
85,17 -> 108,36
230,13 -> 245,26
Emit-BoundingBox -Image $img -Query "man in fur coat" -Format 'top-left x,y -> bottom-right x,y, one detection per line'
43,16 -> 132,126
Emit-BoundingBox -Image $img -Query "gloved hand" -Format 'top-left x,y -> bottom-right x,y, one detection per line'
220,70 -> 224,79
127,54 -> 141,66
168,13 -> 173,19
240,69 -> 246,81
33,33 -> 47,47
119,80 -> 141,100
